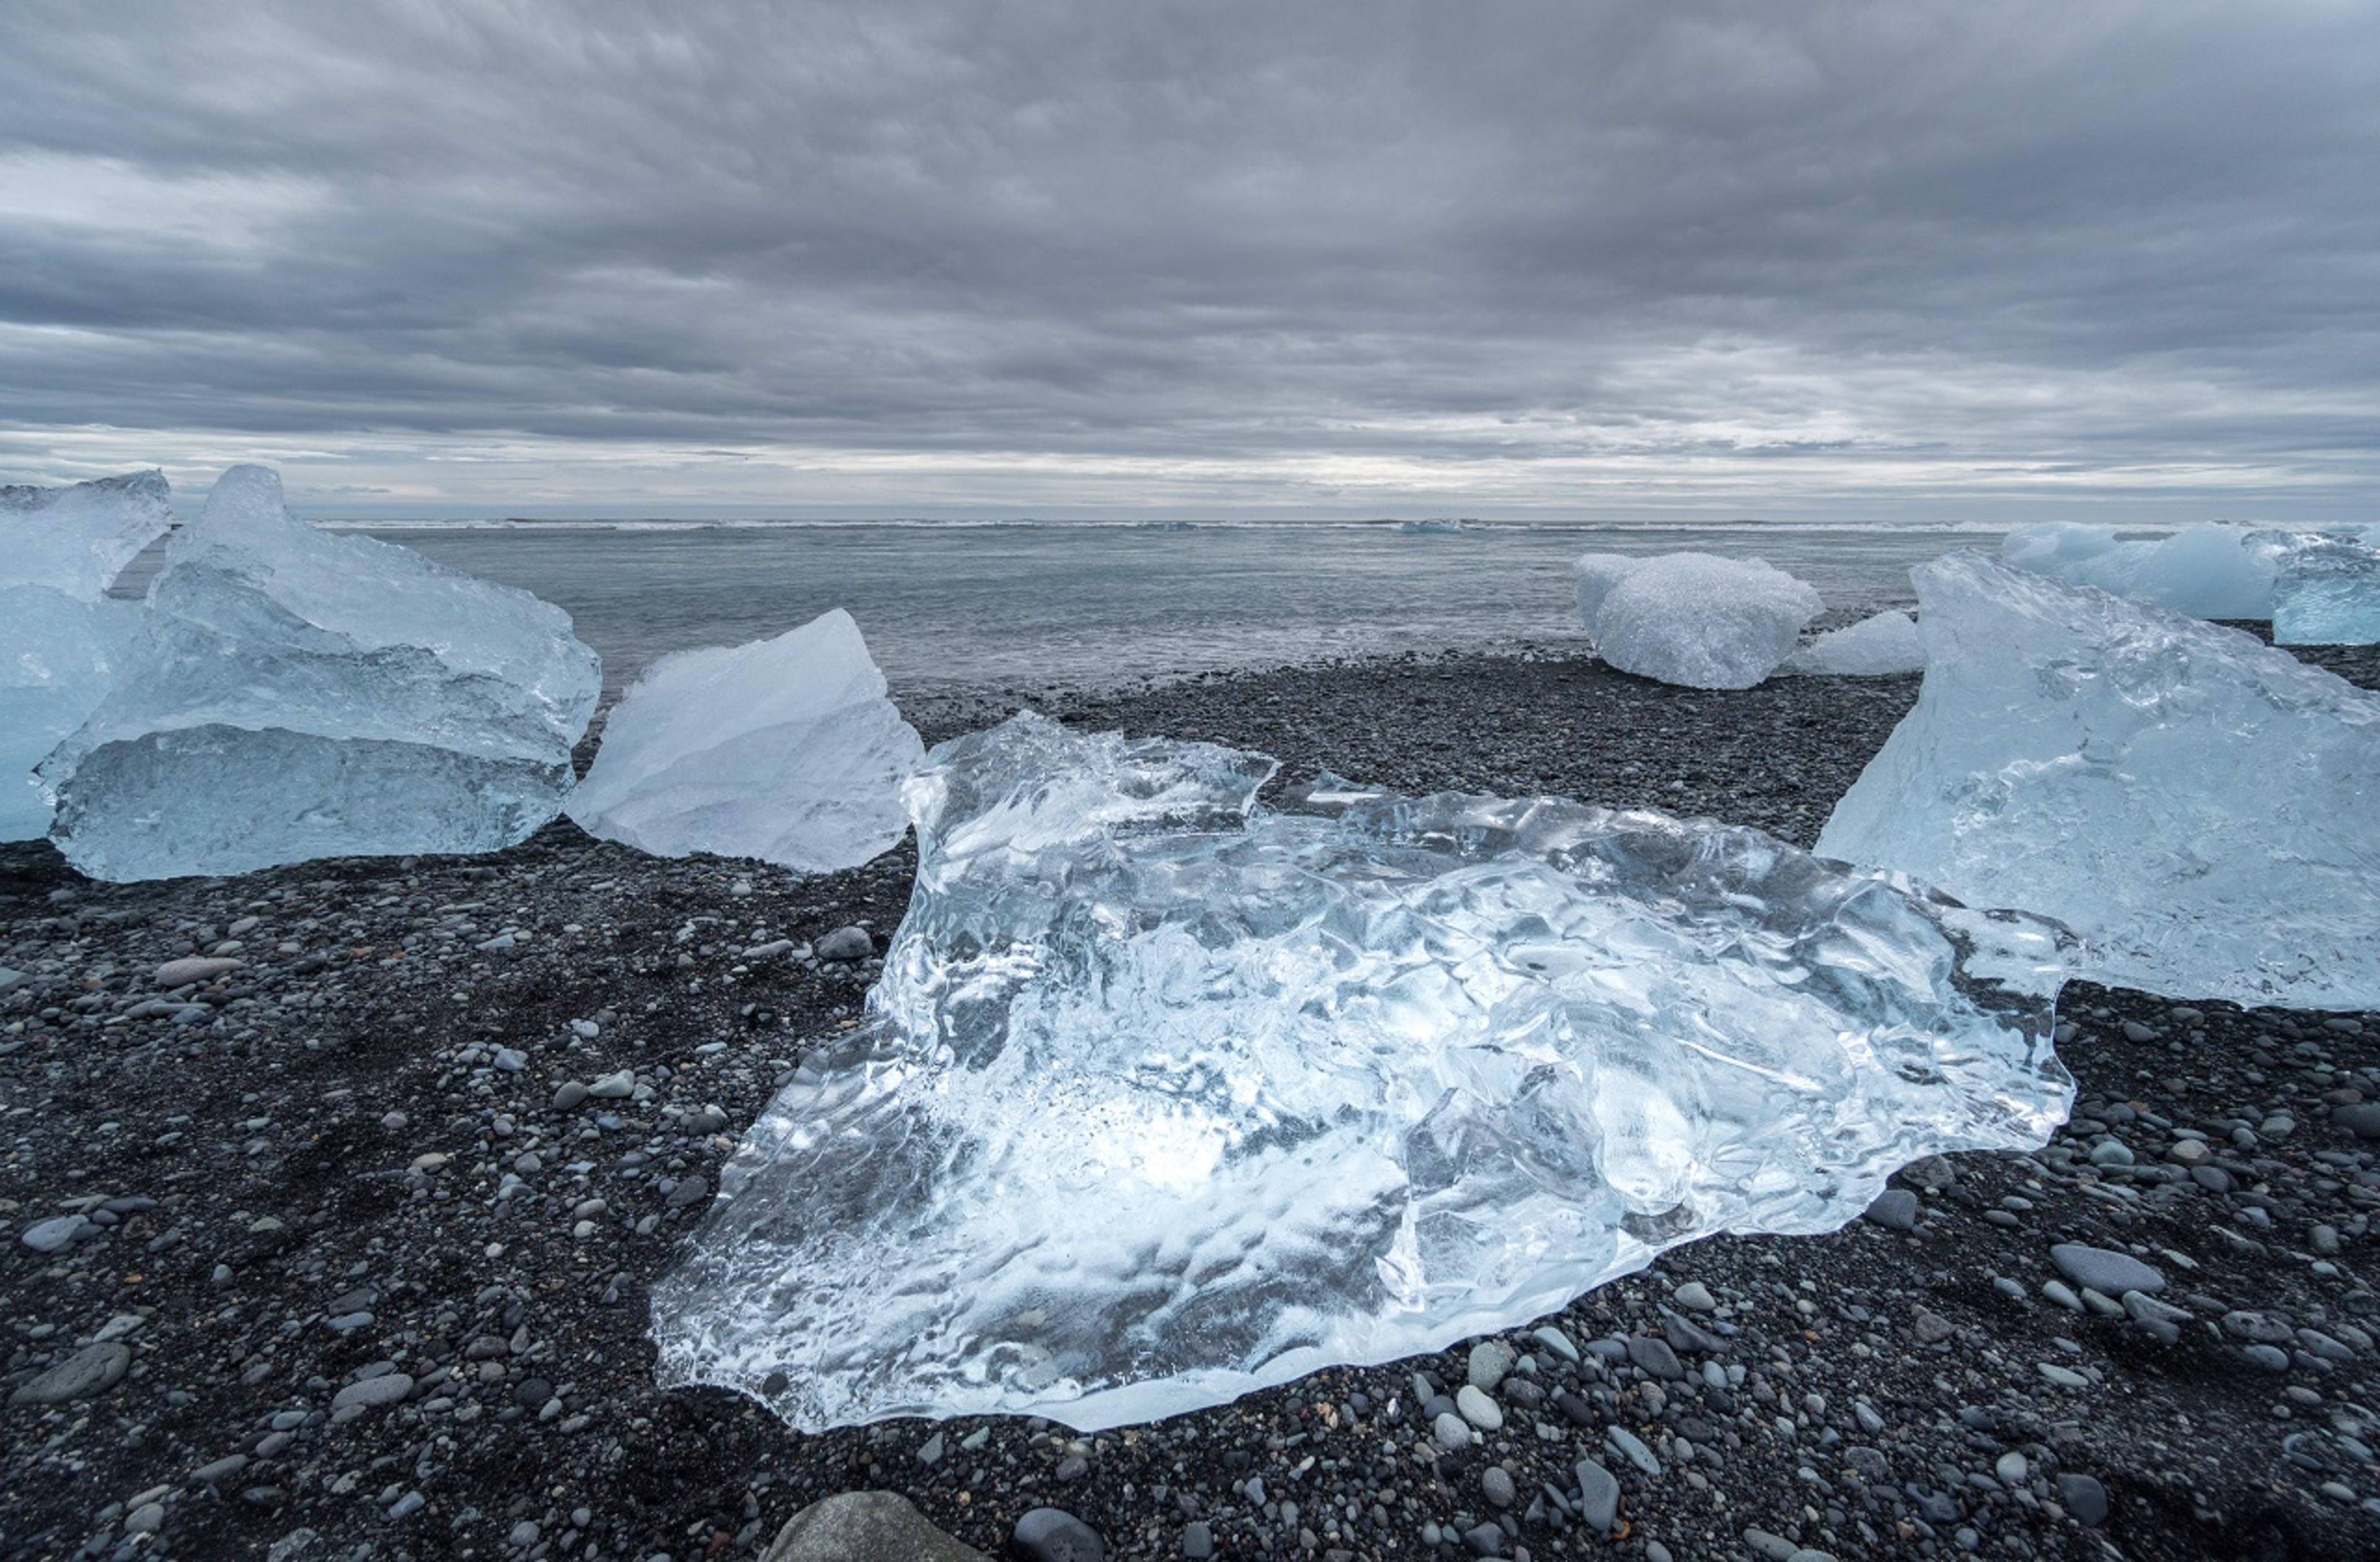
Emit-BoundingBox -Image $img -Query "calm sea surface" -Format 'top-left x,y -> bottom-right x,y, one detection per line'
354,521 -> 2004,697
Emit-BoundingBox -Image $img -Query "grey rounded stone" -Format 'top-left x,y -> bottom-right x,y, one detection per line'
329,1372 -> 413,1412
762,1491 -> 989,1562
2334,1103 -> 2380,1140
19,1215 -> 94,1253
816,925 -> 876,962
1011,1507 -> 1103,1562
1466,1338 -> 1515,1390
1480,1465 -> 1516,1508
154,955 -> 243,987
1455,1383 -> 1503,1430
2050,1242 -> 2164,1295
1574,1458 -> 1620,1533
1673,1281 -> 1717,1312
1862,1188 -> 1920,1232
552,1080 -> 591,1111
1433,1410 -> 1473,1450
9,1341 -> 131,1405
2056,1472 -> 2110,1527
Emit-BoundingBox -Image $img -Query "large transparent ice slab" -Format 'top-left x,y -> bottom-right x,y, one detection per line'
654,712 -> 2071,1432
566,609 -> 923,870
0,470 -> 174,598
41,466 -> 600,880
1588,554 -> 1822,689
1999,521 -> 2274,620
2252,528 -> 2380,646
1819,552 -> 2380,1008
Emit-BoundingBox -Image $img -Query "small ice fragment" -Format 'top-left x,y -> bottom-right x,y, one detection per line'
1590,554 -> 1822,689
1785,611 -> 1923,676
565,609 -> 923,871
41,466 -> 599,880
1818,552 -> 2380,1008
654,712 -> 2071,1432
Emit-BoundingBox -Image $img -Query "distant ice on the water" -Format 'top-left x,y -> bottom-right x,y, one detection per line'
1820,552 -> 2380,1008
566,608 -> 923,870
1786,609 -> 1924,676
1999,521 -> 2274,620
653,712 -> 2071,1432
0,472 -> 174,841
1579,552 -> 1823,689
42,466 -> 601,880
2252,527 -> 2380,646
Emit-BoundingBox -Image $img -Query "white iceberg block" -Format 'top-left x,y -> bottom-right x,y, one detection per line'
1590,554 -> 1822,688
1786,610 -> 1924,676
1571,552 -> 1642,629
654,712 -> 2072,1432
0,470 -> 175,598
41,466 -> 600,880
1999,521 -> 2274,620
1819,552 -> 2380,1008
2254,529 -> 2380,646
566,609 -> 923,870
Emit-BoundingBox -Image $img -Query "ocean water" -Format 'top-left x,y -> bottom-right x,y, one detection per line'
356,519 -> 1996,697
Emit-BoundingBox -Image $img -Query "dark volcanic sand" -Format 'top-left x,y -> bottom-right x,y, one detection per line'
7,646 -> 2380,1562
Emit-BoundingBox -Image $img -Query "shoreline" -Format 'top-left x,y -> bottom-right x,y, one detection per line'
7,645 -> 2380,1561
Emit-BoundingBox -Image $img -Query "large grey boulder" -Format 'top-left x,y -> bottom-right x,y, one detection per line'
759,1491 -> 987,1562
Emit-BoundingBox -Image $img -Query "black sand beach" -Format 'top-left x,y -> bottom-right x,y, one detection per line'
8,646 -> 2380,1562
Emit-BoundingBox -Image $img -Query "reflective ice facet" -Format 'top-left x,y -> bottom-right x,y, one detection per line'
566,608 -> 923,870
1819,552 -> 2380,1008
1999,521 -> 2275,620
654,712 -> 2072,1432
1786,610 -> 1924,676
0,470 -> 175,599
42,466 -> 600,880
1589,554 -> 1823,689
2253,529 -> 2380,646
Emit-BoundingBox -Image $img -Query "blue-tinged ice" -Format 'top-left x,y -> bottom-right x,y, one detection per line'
1819,552 -> 2380,1008
1786,610 -> 1924,676
1999,521 -> 2274,619
41,466 -> 600,880
565,609 -> 923,870
1585,553 -> 1822,689
654,712 -> 2071,1432
2251,527 -> 2380,646
0,471 -> 175,840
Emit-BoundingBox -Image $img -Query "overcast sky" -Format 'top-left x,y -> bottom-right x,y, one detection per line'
2,1 -> 2375,519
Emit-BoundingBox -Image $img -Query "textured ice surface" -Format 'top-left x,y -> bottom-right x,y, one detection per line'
0,470 -> 174,598
1820,552 -> 2380,1007
1,590 -> 140,840
1571,553 -> 1642,629
566,609 -> 923,870
42,466 -> 600,880
1590,554 -> 1822,689
1786,610 -> 1924,676
2000,521 -> 2274,620
0,471 -> 175,839
655,712 -> 2072,1431
2254,529 -> 2380,646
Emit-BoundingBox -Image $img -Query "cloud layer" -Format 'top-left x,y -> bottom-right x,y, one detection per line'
2,1 -> 2375,516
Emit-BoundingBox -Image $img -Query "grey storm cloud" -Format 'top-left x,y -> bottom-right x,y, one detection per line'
0,0 -> 2375,514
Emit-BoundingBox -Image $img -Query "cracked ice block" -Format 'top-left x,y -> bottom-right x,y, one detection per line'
653,712 -> 2071,1432
1819,552 -> 2380,1007
565,609 -> 923,870
1786,610 -> 1924,676
2254,529 -> 2380,646
1590,554 -> 1822,689
42,466 -> 599,880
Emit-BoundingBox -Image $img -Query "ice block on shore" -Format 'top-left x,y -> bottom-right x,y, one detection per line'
0,470 -> 175,840
1786,609 -> 1924,676
1589,553 -> 1822,689
654,712 -> 2071,1432
565,609 -> 923,870
42,466 -> 599,880
2255,528 -> 2380,646
1999,521 -> 2274,620
1820,552 -> 2380,1008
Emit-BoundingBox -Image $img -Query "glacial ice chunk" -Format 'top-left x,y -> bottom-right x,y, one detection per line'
565,609 -> 923,870
2252,529 -> 2380,646
0,470 -> 175,599
1785,610 -> 1924,676
0,471 -> 176,839
41,466 -> 600,880
1999,521 -> 2275,620
1818,552 -> 2380,1008
654,712 -> 2072,1432
1571,552 -> 1641,628
1590,554 -> 1822,688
